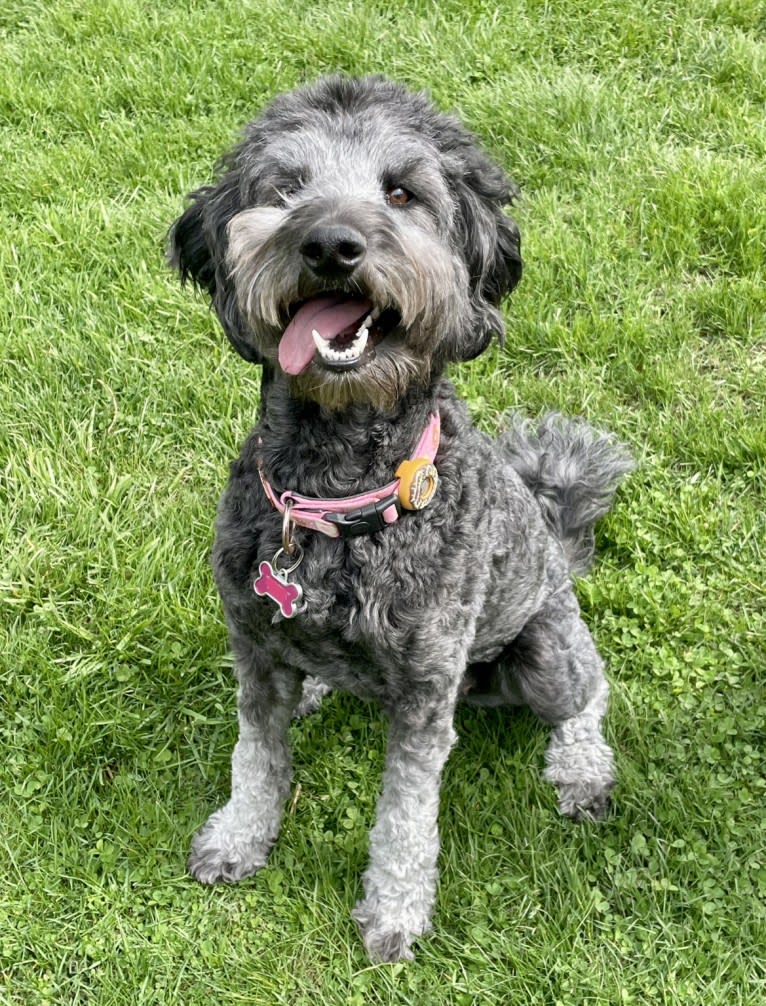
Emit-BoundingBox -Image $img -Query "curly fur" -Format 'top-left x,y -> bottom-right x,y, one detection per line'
499,414 -> 635,576
168,75 -> 632,963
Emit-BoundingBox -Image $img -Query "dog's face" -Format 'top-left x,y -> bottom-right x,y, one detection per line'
170,76 -> 522,409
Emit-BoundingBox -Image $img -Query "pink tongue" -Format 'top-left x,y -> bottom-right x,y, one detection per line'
278,295 -> 372,375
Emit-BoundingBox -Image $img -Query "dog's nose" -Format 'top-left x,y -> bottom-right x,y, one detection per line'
300,225 -> 367,276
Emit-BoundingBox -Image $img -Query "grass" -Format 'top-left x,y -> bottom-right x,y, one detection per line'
1,0 -> 765,1002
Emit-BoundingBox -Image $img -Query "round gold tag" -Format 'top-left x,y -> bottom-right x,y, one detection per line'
395,458 -> 439,511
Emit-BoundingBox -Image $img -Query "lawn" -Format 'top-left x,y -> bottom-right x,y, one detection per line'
1,0 -> 765,1003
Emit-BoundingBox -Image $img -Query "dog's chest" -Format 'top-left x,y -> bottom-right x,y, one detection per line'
295,516 -> 460,633
212,394 -> 557,698
238,501 -> 481,694
245,535 -> 429,698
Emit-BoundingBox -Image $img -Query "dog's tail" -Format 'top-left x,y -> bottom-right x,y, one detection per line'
498,414 -> 634,576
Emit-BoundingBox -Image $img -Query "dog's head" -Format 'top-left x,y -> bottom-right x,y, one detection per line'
169,75 -> 522,409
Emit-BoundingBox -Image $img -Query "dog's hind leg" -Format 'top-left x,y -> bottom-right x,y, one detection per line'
188,632 -> 302,883
517,588 -> 615,819
540,667 -> 614,821
469,585 -> 616,820
352,685 -> 460,962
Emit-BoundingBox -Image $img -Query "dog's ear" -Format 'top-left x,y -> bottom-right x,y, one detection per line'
450,147 -> 523,361
168,174 -> 265,365
169,197 -> 216,292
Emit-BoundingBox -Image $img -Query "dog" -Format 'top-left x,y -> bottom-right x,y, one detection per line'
168,75 -> 632,963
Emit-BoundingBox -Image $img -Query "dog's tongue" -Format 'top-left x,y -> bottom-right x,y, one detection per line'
278,295 -> 372,375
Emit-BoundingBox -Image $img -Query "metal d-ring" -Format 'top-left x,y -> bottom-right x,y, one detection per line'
271,543 -> 304,575
282,498 -> 297,554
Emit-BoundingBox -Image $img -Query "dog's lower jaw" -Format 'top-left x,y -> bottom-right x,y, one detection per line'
279,332 -> 432,411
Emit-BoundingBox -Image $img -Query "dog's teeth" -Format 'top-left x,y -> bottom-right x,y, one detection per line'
355,315 -> 372,339
371,306 -> 381,321
311,324 -> 369,365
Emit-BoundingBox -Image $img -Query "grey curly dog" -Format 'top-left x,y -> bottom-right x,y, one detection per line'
169,75 -> 632,963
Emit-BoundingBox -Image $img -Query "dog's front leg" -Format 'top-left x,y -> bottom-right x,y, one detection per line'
188,634 -> 302,884
353,693 -> 458,963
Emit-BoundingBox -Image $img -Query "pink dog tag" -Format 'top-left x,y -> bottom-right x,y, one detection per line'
254,549 -> 305,618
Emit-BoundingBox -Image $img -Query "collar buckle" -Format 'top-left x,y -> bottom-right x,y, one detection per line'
323,494 -> 402,538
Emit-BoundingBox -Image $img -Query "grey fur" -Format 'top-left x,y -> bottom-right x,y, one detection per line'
169,75 -> 632,962
499,413 -> 635,576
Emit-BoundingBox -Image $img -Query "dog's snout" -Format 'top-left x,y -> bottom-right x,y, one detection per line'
300,225 -> 367,276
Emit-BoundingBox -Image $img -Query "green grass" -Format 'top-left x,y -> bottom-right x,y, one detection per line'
2,0 -> 765,1002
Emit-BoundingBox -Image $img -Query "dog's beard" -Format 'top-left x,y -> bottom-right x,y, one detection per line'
227,206 -> 467,409
286,335 -> 431,410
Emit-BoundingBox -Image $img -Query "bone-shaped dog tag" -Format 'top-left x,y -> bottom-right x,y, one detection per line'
253,547 -> 305,619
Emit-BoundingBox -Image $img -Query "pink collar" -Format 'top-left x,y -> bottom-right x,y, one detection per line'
258,412 -> 441,539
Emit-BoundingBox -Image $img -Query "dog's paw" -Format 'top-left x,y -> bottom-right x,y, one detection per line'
187,808 -> 272,884
352,898 -> 430,963
551,776 -> 615,821
544,731 -> 615,822
292,676 -> 333,719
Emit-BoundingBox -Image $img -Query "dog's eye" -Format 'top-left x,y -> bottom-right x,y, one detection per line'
272,176 -> 305,205
385,186 -> 412,207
